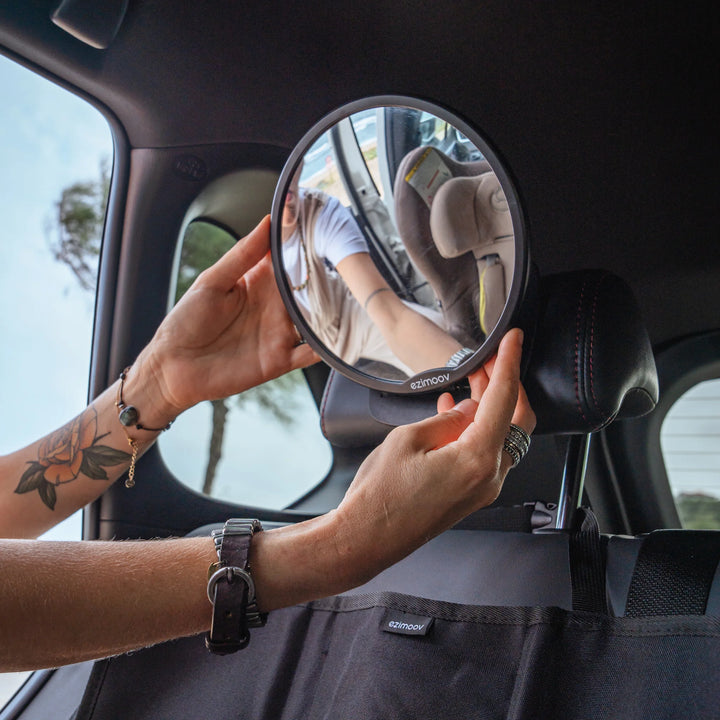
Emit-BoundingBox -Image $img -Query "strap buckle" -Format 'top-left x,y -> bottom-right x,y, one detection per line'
206,564 -> 256,605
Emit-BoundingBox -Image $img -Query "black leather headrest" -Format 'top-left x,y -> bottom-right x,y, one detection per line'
524,270 -> 658,434
320,269 -> 659,447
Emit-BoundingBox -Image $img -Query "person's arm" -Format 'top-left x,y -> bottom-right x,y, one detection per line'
0,217 -> 316,539
0,329 -> 534,672
335,252 -> 462,372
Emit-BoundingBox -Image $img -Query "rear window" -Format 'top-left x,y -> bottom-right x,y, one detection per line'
660,378 -> 720,529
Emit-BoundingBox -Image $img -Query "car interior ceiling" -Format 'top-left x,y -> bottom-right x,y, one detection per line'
0,1 -> 718,718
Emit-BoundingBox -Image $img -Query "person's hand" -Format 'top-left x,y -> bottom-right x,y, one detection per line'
331,328 -> 535,584
129,216 -> 317,423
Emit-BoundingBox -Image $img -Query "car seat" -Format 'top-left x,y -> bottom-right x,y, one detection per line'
429,166 -> 515,338
393,146 -> 492,347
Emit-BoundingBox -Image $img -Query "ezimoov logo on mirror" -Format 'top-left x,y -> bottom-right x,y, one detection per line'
410,373 -> 450,390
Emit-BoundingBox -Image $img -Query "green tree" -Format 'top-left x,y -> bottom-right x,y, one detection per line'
675,493 -> 720,530
48,157 -> 110,291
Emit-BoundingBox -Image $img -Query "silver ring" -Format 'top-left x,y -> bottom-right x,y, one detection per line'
502,423 -> 531,467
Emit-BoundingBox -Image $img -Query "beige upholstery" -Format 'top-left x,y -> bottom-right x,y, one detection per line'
430,173 -> 513,257
394,146 -> 513,343
430,172 -> 515,334
394,147 -> 491,346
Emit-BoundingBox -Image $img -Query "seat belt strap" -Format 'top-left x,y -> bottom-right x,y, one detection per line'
569,507 -> 608,614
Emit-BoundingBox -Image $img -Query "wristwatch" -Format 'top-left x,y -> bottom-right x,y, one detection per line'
205,518 -> 266,654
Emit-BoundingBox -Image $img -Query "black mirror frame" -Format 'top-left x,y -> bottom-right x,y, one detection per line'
271,95 -> 530,394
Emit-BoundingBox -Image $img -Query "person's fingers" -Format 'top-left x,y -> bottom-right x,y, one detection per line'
468,330 -> 534,476
470,329 -> 524,445
482,355 -> 497,376
402,398 -> 478,452
288,343 -> 320,370
467,364 -> 490,402
436,392 -> 455,413
512,382 -> 536,433
491,383 -> 535,474
470,333 -> 534,436
201,216 -> 272,289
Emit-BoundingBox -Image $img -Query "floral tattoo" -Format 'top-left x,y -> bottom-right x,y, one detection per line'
15,406 -> 131,510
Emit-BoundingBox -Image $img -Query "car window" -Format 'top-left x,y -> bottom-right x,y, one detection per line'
301,131 -> 350,204
0,55 -> 111,708
660,378 -> 720,529
158,220 -> 333,508
349,108 -> 383,199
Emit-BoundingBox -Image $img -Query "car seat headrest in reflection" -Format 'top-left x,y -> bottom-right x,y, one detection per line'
319,269 -> 659,448
429,172 -> 515,335
394,146 -> 491,347
429,174 -> 513,258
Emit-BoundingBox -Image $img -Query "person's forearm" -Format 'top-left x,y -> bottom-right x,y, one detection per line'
0,513 -> 356,672
0,537 -> 215,670
369,303 -> 462,372
336,252 -> 462,372
0,330 -> 533,673
0,364 -> 175,540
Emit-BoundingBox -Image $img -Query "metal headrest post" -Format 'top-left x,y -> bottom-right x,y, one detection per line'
556,433 -> 592,529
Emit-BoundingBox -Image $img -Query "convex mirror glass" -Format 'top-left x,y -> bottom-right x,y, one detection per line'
271,96 -> 528,393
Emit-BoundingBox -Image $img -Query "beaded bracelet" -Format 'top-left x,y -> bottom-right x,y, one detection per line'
115,366 -> 173,488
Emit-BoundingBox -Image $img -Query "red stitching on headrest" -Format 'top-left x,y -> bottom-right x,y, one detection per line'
574,278 -> 588,425
588,272 -> 610,416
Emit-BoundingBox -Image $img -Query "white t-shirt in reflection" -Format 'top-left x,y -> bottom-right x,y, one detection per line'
283,193 -> 367,314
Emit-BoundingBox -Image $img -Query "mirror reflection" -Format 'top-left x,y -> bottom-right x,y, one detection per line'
278,104 -> 516,382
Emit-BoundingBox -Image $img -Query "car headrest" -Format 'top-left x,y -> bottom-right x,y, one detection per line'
523,269 -> 658,434
320,269 -> 659,447
427,170 -> 516,335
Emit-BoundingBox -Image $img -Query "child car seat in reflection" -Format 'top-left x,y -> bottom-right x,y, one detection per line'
429,171 -> 515,335
393,146 -> 491,347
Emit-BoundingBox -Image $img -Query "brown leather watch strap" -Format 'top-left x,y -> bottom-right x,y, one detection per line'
206,519 -> 265,654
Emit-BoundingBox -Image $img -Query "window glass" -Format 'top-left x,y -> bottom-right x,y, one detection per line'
660,378 -> 720,529
0,56 -> 111,707
350,108 -> 382,198
158,221 -> 333,508
301,132 -> 350,204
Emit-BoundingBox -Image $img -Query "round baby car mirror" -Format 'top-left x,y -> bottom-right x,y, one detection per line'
271,96 -> 529,394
